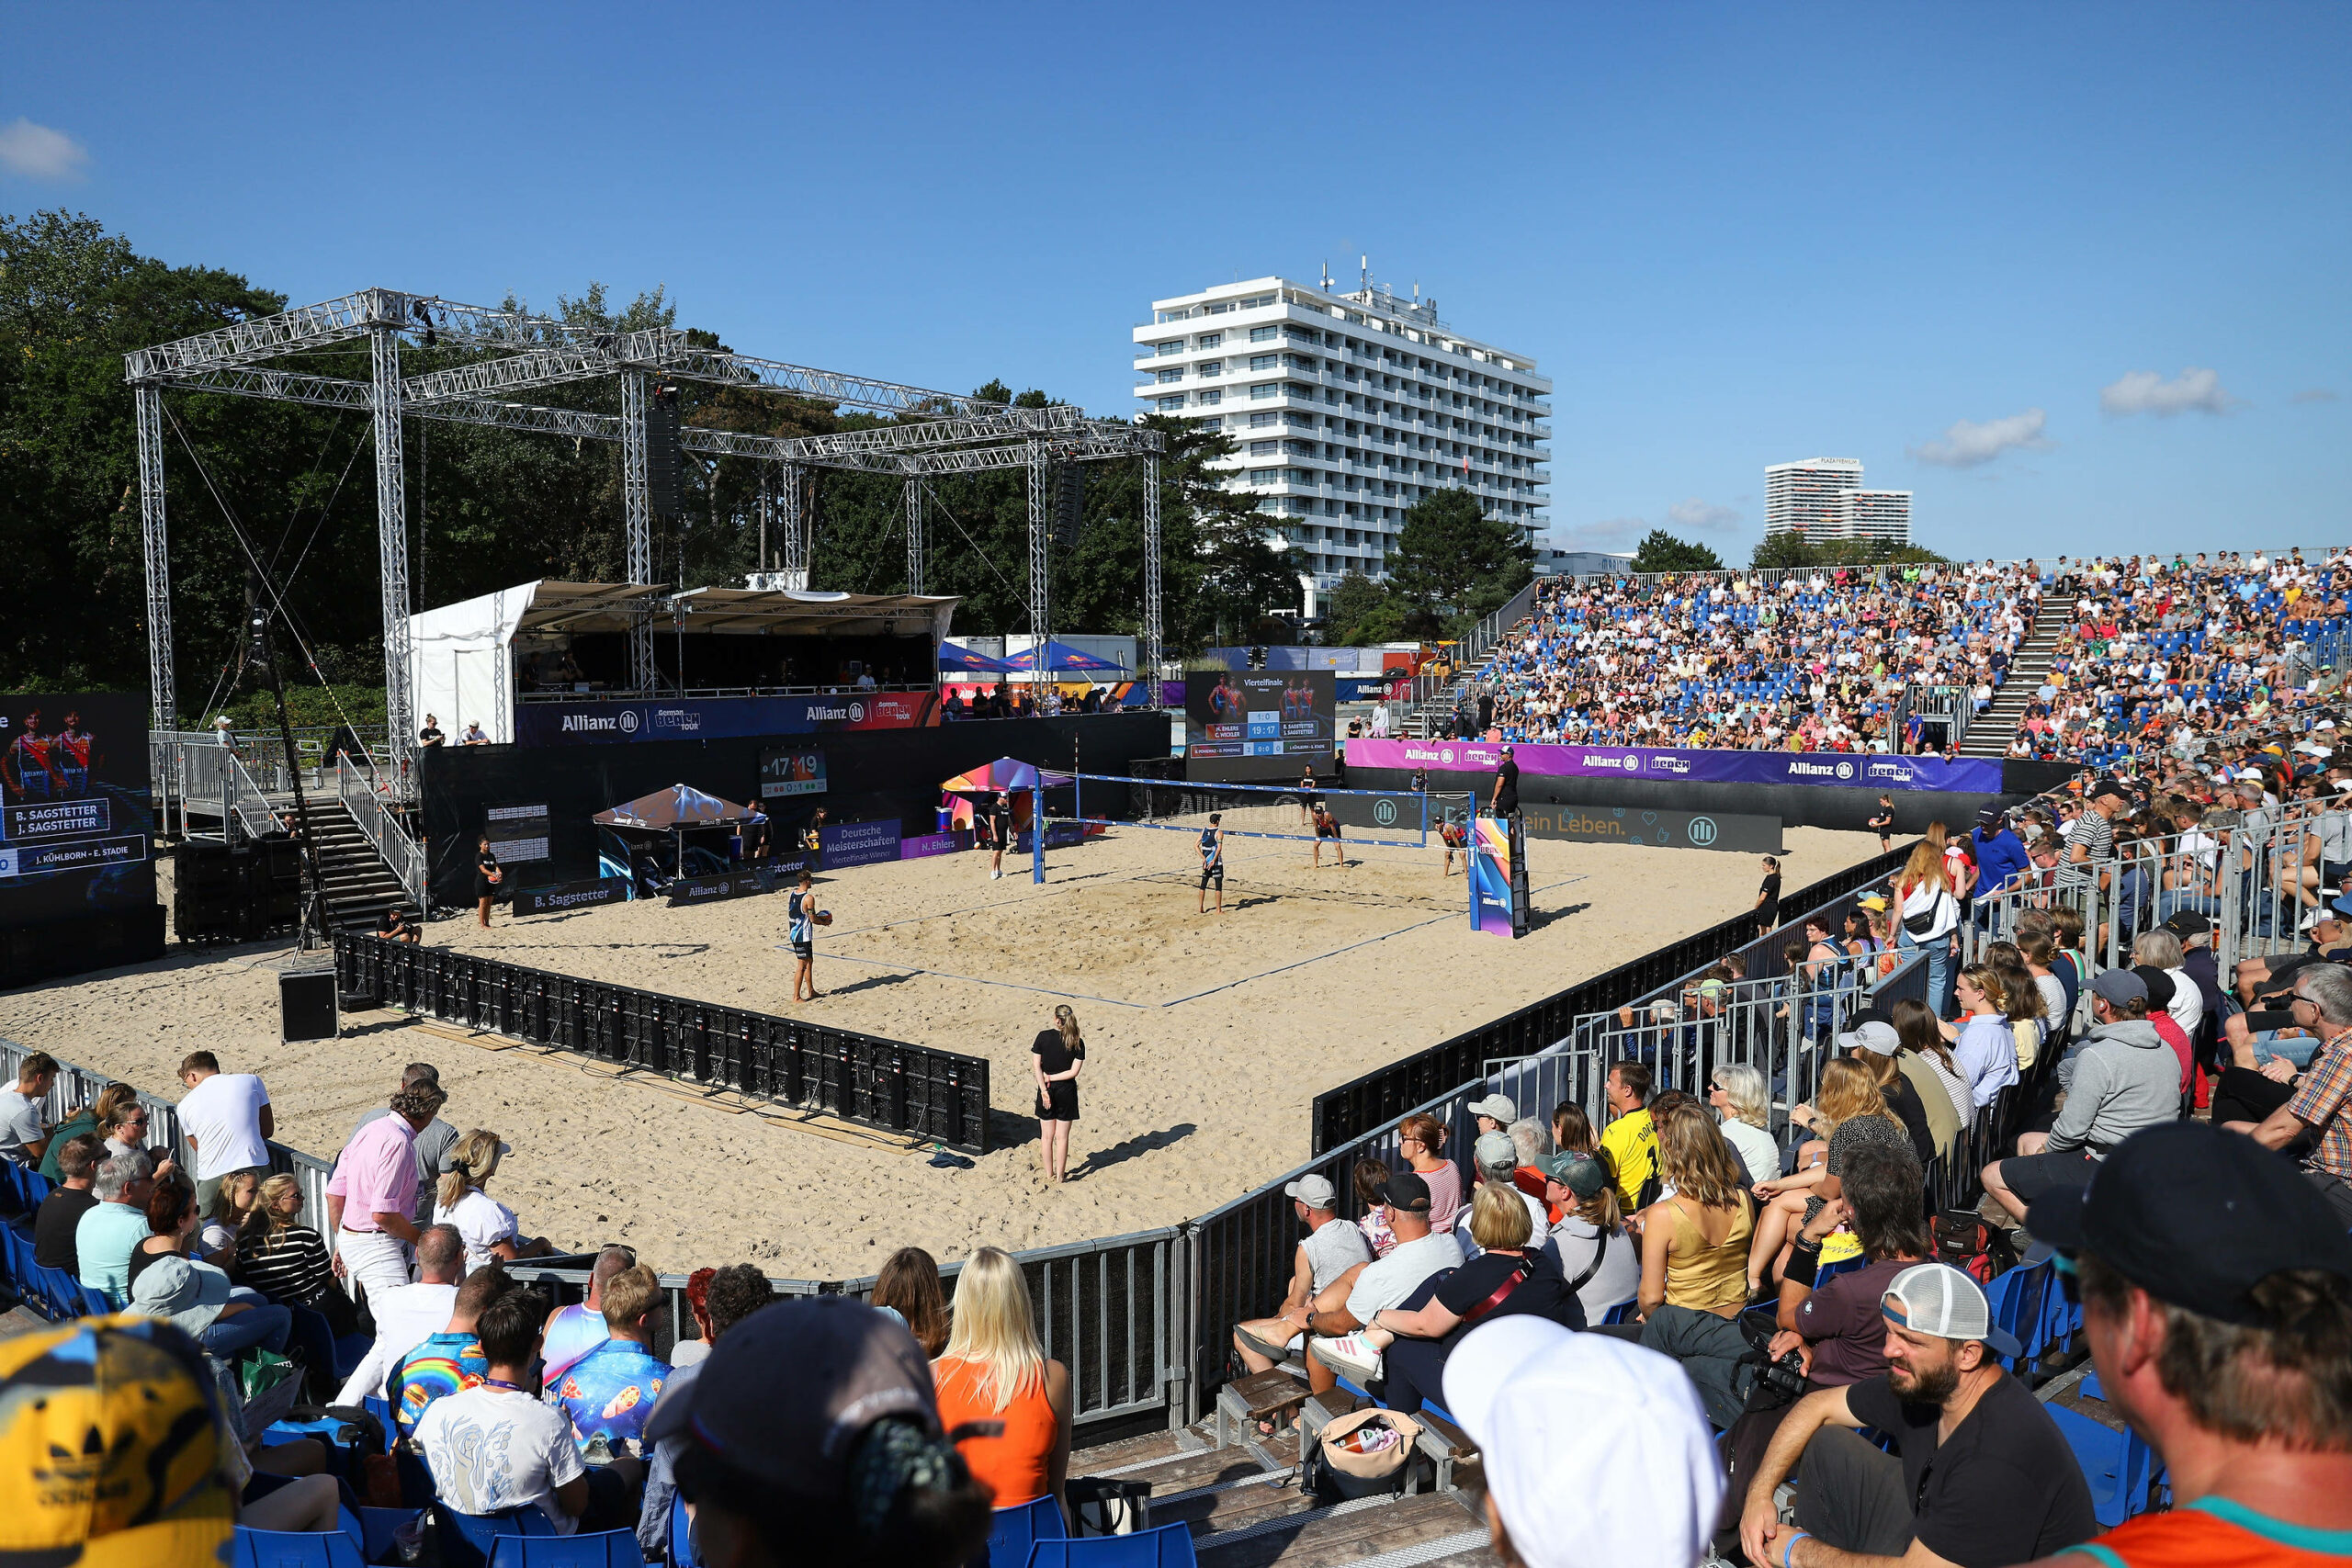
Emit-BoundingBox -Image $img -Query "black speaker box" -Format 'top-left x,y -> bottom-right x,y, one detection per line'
279,969 -> 339,1043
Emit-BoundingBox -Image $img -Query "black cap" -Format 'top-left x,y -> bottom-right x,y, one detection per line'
645,1295 -> 938,1497
2091,778 -> 2129,803
2029,1122 -> 2352,1324
2128,964 -> 2177,1014
1976,807 -> 2003,828
1377,1168 -> 1433,1213
2161,909 -> 2212,937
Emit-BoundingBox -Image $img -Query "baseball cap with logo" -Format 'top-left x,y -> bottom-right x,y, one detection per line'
0,1314 -> 236,1566
1283,1173 -> 1338,1209
1882,1262 -> 2023,1359
1377,1168 -> 1433,1213
1837,1020 -> 1901,1056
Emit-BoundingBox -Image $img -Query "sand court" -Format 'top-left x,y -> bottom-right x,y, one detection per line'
0,821 -> 1885,1277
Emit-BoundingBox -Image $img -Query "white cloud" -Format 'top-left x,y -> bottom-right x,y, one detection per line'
1555,517 -> 1646,549
1908,408 -> 2049,468
2292,388 -> 2339,404
2099,367 -> 2233,416
0,119 -> 89,181
1666,498 -> 1740,530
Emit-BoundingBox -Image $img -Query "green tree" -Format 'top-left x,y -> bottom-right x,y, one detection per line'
1387,487 -> 1533,631
1324,570 -> 1405,646
1630,529 -> 1725,573
1750,531 -> 1817,570
1749,532 -> 1947,570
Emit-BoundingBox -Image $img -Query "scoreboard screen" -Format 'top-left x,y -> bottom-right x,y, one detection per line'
1184,670 -> 1334,783
0,694 -> 155,925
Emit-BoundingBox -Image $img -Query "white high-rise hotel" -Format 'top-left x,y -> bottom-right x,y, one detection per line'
1763,458 -> 1912,544
1134,276 -> 1550,611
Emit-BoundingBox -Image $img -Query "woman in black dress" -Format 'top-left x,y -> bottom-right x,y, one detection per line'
1032,1004 -> 1085,1185
474,834 -> 502,928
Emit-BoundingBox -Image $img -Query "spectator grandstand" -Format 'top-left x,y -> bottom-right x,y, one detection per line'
1456,547 -> 2347,763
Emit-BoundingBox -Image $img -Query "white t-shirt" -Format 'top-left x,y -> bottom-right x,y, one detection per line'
176,1073 -> 270,1179
414,1383 -> 583,1532
1453,1184 -> 1551,1260
0,1089 -> 46,1167
434,1190 -> 519,1273
1719,1119 -> 1782,1189
2164,967 -> 2202,1038
1343,1227 -> 1465,1324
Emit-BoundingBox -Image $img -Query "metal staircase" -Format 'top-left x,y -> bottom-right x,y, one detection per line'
1959,593 -> 2075,757
308,805 -> 422,934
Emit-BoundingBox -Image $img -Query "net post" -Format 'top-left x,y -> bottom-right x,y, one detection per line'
1033,785 -> 1046,884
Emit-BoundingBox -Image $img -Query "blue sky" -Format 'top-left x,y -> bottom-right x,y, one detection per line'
5,2 -> 2345,563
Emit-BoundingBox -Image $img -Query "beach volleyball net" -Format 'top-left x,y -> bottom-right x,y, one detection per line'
1068,773 -> 1471,850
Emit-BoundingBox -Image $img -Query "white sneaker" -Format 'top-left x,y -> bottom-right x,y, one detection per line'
2303,908 -> 2324,932
1310,1332 -> 1385,1382
991,870 -> 1001,880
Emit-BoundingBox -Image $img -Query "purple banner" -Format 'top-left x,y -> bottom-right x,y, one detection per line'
1341,739 -> 2007,794
899,831 -> 957,859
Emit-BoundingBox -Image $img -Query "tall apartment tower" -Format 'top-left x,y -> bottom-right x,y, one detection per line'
1134,275 -> 1550,613
1763,457 -> 1910,544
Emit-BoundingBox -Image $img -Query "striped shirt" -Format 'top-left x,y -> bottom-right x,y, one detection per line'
236,1223 -> 337,1307
2062,808 -> 2115,888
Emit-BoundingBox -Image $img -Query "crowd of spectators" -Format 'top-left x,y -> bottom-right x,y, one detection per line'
1463,548 -> 2345,760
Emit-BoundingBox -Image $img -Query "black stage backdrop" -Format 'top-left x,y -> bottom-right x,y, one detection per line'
1338,756 -> 2076,837
417,713 -> 1169,910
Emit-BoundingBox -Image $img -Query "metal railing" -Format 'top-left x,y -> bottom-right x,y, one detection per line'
335,755 -> 428,908
161,731 -> 294,842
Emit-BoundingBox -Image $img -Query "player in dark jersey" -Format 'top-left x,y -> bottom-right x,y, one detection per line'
1297,764 -> 1323,827
1868,794 -> 1895,852
989,792 -> 1014,880
1197,812 -> 1226,914
1311,802 -> 1345,870
1441,812 -> 1469,877
786,871 -> 825,1001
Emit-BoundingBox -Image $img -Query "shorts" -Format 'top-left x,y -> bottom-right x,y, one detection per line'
1200,863 -> 1224,889
789,940 -> 813,960
2002,1147 -> 2100,1204
1317,824 -> 1340,840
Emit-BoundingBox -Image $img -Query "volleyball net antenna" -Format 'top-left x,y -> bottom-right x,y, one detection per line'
1066,773 -> 1476,850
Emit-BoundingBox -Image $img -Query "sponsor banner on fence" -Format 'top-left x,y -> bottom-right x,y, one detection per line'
667,869 -> 787,908
1519,803 -> 1781,853
515,691 -> 937,747
899,831 -> 958,859
1344,739 -> 2005,794
820,818 -> 902,870
516,876 -> 631,917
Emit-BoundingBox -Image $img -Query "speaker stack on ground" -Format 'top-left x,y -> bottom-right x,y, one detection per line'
172,840 -> 306,944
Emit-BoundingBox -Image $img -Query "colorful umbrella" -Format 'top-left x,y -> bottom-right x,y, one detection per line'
592,783 -> 752,830
1001,639 -> 1126,672
938,758 -> 1075,796
937,641 -> 1013,673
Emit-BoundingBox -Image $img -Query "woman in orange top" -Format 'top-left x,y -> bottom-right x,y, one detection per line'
931,1247 -> 1071,1515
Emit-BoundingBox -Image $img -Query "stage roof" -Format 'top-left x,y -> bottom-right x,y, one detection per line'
471,580 -> 956,640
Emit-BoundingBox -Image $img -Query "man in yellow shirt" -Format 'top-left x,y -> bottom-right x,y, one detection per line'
1599,1060 -> 1657,1211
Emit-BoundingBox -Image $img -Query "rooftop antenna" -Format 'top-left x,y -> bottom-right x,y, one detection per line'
1321,260 -> 1330,289
1361,254 -> 1369,291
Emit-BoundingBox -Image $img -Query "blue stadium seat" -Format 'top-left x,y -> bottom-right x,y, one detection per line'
228,1526 -> 367,1568
433,1500 -> 562,1568
1023,1523 -> 1200,1568
668,1494 -> 703,1568
351,1506 -> 424,1563
485,1530 -> 647,1568
1600,1297 -> 1639,1325
986,1495 -> 1069,1568
2045,1403 -> 2155,1528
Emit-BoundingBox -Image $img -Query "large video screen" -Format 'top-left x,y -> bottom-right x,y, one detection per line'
1185,670 -> 1334,782
0,694 -> 156,925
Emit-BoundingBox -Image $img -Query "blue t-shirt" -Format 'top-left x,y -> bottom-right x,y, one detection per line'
1972,828 -> 2031,896
551,1338 -> 671,1455
390,1330 -> 488,1439
75,1201 -> 153,1306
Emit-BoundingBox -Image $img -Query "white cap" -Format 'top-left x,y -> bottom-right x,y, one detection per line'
1442,1319 -> 1721,1568
1467,1093 -> 1516,1122
1283,1174 -> 1338,1209
1838,1020 -> 1902,1056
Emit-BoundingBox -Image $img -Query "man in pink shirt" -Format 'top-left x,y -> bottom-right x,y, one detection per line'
326,1083 -> 447,1300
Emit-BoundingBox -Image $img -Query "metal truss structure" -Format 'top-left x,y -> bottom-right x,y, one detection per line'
125,287 -> 1167,781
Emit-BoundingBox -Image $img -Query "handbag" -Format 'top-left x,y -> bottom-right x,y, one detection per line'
1067,1477 -> 1152,1537
237,1347 -> 299,1403
1305,1409 -> 1422,1502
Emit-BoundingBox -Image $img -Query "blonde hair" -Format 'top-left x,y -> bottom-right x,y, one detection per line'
1052,1006 -> 1082,1052
1652,1104 -> 1748,1212
437,1129 -> 504,1213
1576,1180 -> 1623,1234
1467,1179 -> 1534,1252
1815,1057 -> 1902,1134
1898,841 -> 1949,895
1713,1064 -> 1771,1131
1958,963 -> 2008,1016
941,1247 -> 1044,1414
600,1264 -> 662,1332
207,1168 -> 260,1225
245,1173 -> 303,1251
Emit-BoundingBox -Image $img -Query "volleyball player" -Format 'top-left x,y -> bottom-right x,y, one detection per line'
786,871 -> 824,1001
1297,763 -> 1323,827
1197,812 -> 1226,914
1311,802 -> 1346,870
1440,810 -> 1468,877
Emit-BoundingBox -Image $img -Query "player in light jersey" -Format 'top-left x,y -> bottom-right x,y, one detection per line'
1197,812 -> 1226,915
